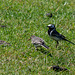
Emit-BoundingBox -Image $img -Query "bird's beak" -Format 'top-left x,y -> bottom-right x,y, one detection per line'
27,38 -> 31,41
47,26 -> 49,27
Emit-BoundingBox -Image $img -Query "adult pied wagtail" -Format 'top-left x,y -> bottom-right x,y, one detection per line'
47,24 -> 75,47
29,35 -> 49,50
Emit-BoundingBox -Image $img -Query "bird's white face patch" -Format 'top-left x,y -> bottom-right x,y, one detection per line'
48,24 -> 55,28
48,24 -> 52,27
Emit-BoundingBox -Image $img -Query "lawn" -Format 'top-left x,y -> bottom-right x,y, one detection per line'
0,0 -> 75,75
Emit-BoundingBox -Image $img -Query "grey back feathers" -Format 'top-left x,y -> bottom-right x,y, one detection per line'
31,35 -> 44,44
30,35 -> 49,49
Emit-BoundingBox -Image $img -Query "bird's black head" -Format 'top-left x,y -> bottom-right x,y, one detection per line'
47,24 -> 55,29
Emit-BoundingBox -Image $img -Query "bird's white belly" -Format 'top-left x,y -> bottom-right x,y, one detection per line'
50,36 -> 61,41
33,43 -> 41,47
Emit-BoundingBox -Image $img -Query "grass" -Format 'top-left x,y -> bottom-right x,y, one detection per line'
0,0 -> 75,75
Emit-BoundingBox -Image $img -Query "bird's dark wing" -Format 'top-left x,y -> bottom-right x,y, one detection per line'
51,30 -> 66,40
51,30 -> 75,45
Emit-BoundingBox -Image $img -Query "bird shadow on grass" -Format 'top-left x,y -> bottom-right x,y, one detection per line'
37,48 -> 52,57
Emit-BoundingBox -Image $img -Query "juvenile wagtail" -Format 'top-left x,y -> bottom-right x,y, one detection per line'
29,35 -> 49,50
47,24 -> 75,47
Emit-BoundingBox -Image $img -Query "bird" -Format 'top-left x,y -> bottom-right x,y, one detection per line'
0,40 -> 11,46
46,13 -> 52,18
47,24 -> 75,47
50,65 -> 68,72
0,25 -> 7,28
29,35 -> 49,50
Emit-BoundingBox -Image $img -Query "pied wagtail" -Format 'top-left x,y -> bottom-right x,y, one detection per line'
47,24 -> 75,47
29,35 -> 49,50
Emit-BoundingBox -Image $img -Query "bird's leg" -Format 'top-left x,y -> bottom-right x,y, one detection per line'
35,46 -> 38,51
56,41 -> 59,48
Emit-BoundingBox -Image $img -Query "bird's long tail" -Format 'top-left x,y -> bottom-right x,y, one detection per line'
64,39 -> 75,45
42,44 -> 49,49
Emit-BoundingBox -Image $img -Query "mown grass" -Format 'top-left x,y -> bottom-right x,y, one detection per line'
0,0 -> 75,75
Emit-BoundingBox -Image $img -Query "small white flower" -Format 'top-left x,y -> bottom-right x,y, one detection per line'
64,2 -> 68,5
